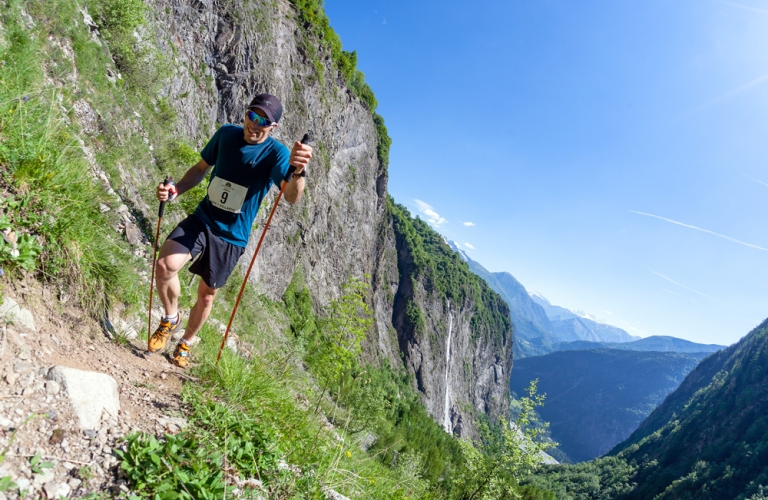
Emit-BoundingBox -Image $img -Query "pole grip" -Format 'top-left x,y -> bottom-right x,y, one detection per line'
158,177 -> 172,218
284,133 -> 311,183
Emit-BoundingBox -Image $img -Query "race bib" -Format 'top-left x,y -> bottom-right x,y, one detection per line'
207,177 -> 248,213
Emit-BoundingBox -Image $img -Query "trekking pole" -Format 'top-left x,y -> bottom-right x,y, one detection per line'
216,133 -> 310,365
147,177 -> 174,351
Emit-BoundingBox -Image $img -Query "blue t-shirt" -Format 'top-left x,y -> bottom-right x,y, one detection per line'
193,125 -> 290,247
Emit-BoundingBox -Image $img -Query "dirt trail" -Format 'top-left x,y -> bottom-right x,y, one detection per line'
0,278 -> 191,498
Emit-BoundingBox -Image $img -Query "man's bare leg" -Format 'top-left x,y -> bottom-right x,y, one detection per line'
182,279 -> 217,342
155,240 -> 192,318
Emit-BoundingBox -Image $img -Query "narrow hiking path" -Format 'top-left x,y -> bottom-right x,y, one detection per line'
0,277 -> 192,498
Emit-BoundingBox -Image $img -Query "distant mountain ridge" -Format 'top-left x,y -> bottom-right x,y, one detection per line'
554,336 -> 725,354
530,294 -> 638,343
447,242 -> 639,357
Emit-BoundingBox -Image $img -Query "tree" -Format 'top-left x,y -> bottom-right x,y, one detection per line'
304,277 -> 372,410
450,380 -> 554,500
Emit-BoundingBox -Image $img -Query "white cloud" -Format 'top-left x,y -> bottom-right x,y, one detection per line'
464,242 -> 475,250
463,222 -> 476,227
630,210 -> 768,251
414,199 -> 447,227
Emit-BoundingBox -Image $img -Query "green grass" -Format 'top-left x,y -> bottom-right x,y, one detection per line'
0,0 -> 141,312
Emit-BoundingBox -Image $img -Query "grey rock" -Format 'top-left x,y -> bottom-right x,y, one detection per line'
0,297 -> 36,332
15,477 -> 31,493
33,468 -> 55,486
84,429 -> 97,438
13,362 -> 34,374
124,221 -> 142,246
73,99 -> 98,134
45,380 -> 61,395
115,319 -> 138,340
46,366 -> 120,430
324,488 -> 350,500
44,481 -> 71,499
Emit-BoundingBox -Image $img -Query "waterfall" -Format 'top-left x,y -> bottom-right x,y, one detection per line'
443,300 -> 453,433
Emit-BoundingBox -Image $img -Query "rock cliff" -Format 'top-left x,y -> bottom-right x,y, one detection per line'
88,0 -> 513,437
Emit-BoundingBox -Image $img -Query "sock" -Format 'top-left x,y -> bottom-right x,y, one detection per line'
164,312 -> 179,324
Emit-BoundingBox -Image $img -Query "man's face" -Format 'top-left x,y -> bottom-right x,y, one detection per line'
243,107 -> 275,144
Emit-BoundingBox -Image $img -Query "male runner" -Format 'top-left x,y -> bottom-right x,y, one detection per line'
147,93 -> 312,367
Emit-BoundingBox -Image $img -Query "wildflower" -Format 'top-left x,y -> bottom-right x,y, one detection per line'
22,96 -> 28,102
345,451 -> 351,458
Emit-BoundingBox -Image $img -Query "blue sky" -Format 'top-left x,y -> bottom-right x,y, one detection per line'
324,0 -> 768,345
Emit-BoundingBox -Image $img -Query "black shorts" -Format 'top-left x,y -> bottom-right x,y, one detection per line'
166,215 -> 246,289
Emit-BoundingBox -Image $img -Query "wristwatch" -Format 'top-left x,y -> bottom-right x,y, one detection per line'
294,170 -> 307,178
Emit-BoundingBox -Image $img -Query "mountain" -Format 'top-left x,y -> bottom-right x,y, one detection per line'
604,318 -> 768,499
530,294 -> 638,343
554,336 -> 725,354
448,242 -> 638,357
525,319 -> 768,499
448,242 -> 557,358
510,349 -> 712,462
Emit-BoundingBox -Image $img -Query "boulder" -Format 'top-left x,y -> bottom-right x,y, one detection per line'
0,297 -> 36,332
45,366 -> 120,430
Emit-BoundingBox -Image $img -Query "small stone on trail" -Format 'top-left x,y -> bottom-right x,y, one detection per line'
45,380 -> 61,395
43,481 -> 71,499
49,428 -> 66,445
84,429 -> 97,439
14,362 -> 35,374
0,297 -> 36,332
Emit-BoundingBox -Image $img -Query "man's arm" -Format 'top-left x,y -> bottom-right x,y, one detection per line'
156,159 -> 212,201
282,141 -> 312,204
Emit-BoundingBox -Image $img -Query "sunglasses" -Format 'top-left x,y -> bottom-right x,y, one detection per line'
246,110 -> 273,128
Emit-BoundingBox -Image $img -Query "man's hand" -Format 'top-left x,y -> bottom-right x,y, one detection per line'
289,141 -> 313,174
156,181 -> 178,202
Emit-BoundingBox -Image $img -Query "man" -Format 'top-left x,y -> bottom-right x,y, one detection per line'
147,93 -> 312,368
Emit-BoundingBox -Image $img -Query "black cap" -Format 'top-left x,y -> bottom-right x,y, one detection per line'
248,93 -> 283,123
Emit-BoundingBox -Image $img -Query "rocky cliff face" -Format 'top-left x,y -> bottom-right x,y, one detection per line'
103,0 -> 511,437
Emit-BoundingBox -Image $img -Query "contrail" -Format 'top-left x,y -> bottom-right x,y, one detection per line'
652,271 -> 719,302
741,172 -> 768,189
630,210 -> 768,251
695,72 -> 768,110
717,0 -> 768,15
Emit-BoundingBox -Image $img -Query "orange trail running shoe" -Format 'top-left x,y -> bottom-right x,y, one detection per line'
147,313 -> 183,353
172,340 -> 191,369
